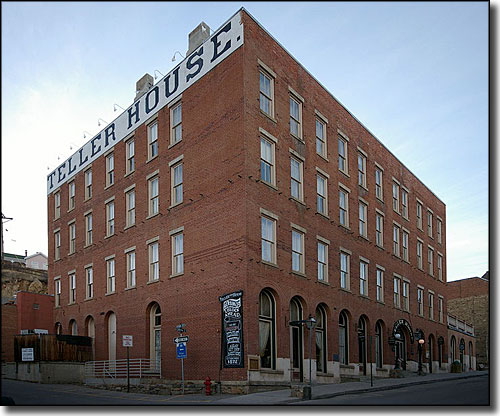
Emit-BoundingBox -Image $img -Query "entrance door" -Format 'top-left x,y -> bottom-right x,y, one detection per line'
290,298 -> 303,382
358,317 -> 367,375
428,337 -> 433,373
395,331 -> 406,370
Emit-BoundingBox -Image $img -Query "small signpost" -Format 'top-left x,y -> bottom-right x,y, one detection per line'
174,325 -> 188,395
122,335 -> 133,392
21,348 -> 34,362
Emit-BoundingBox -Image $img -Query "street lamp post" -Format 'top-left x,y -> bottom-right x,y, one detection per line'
394,333 -> 402,369
418,338 -> 425,375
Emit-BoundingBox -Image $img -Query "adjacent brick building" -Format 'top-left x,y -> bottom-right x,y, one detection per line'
447,272 -> 488,368
47,8 -> 455,390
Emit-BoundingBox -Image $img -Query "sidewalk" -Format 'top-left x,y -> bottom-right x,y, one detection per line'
214,371 -> 488,405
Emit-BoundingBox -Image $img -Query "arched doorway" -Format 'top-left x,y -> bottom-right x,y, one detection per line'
358,316 -> 367,375
150,303 -> 162,371
450,336 -> 457,363
69,319 -> 78,335
315,305 -> 327,373
437,336 -> 444,369
339,310 -> 349,365
55,322 -> 63,335
107,312 -> 117,362
85,316 -> 95,359
375,321 -> 383,369
392,319 -> 414,370
259,290 -> 276,370
290,297 -> 303,382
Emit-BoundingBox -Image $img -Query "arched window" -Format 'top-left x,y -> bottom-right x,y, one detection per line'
339,311 -> 349,365
358,316 -> 367,375
315,305 -> 327,373
107,312 -> 117,362
55,322 -> 63,335
69,319 -> 78,335
375,321 -> 383,368
259,290 -> 276,369
450,336 -> 456,362
290,297 -> 304,381
86,316 -> 95,339
150,304 -> 161,370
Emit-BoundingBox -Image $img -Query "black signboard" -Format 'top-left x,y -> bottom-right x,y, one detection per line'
219,290 -> 244,368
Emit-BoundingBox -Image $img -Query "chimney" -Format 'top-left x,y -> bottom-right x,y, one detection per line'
186,22 -> 211,56
135,73 -> 154,100
25,250 -> 27,257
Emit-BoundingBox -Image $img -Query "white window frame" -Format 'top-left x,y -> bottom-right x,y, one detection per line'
259,66 -> 275,118
315,116 -> 327,158
171,160 -> 183,206
376,211 -> 384,248
317,172 -> 328,216
84,169 -> 92,200
416,200 -> 423,230
85,266 -> 93,299
54,278 -> 61,307
375,165 -> 383,201
171,230 -> 184,276
106,257 -> 116,294
427,210 -> 434,238
393,276 -> 401,308
149,241 -> 160,282
148,175 -> 159,217
290,155 -> 304,202
289,93 -> 302,140
437,217 -> 443,244
417,287 -> 424,316
125,187 -> 136,228
68,221 -> 76,255
357,152 -> 367,188
376,267 -> 384,302
428,246 -> 434,276
392,180 -> 400,213
126,249 -> 136,288
68,272 -> 76,304
437,253 -> 443,281
338,133 -> 349,174
417,239 -> 424,270
85,212 -> 93,246
68,181 -> 75,210
402,280 -> 410,311
126,138 -> 135,174
428,291 -> 434,320
402,229 -> 409,262
340,250 -> 350,290
401,188 -> 409,219
261,213 -> 277,265
291,227 -> 305,274
359,259 -> 368,296
54,191 -> 61,219
393,223 -> 401,257
317,238 -> 329,282
106,200 -> 115,237
359,200 -> 367,238
54,229 -> 61,261
148,121 -> 159,160
260,135 -> 276,187
106,153 -> 114,187
170,101 -> 182,145
339,184 -> 350,228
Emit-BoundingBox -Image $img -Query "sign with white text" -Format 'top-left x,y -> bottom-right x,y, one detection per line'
21,348 -> 34,362
122,335 -> 133,347
219,290 -> 244,368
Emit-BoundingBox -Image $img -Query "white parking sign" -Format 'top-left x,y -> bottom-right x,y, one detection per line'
122,335 -> 133,347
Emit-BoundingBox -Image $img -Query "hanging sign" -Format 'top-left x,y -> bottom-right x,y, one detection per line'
219,290 -> 244,368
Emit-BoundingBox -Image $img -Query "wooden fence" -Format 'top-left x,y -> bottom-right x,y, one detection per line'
14,334 -> 93,362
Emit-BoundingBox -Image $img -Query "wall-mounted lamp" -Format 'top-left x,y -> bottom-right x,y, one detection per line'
172,51 -> 185,62
113,104 -> 125,112
83,131 -> 92,139
98,118 -> 108,127
154,70 -> 165,80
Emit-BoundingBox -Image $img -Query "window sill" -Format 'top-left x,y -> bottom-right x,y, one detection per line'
104,183 -> 114,191
359,184 -> 368,192
105,292 -> 116,297
169,201 -> 183,209
402,216 -> 409,222
316,211 -> 330,220
68,252 -> 75,257
146,212 -> 160,220
359,234 -> 369,241
67,207 -> 75,213
84,244 -> 93,249
146,155 -> 158,164
376,300 -> 385,305
67,302 -> 76,306
125,286 -> 136,291
170,272 -> 184,279
291,135 -> 306,145
104,234 -> 116,240
317,279 -> 330,286
260,180 -> 278,191
339,287 -> 351,294
393,209 -> 401,215
124,223 -> 136,231
376,196 -> 384,204
84,197 -> 92,203
261,260 -> 278,269
359,294 -> 370,300
124,170 -> 135,178
317,153 -> 329,163
339,170 -> 350,179
339,224 -> 351,232
84,297 -> 94,302
260,110 -> 277,124
168,139 -> 182,150
291,270 -> 307,279
376,244 -> 384,250
147,279 -> 160,285
289,196 -> 305,206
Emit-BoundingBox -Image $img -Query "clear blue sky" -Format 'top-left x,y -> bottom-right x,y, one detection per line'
1,2 -> 489,281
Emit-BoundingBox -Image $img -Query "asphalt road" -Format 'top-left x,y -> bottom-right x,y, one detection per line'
293,375 -> 490,406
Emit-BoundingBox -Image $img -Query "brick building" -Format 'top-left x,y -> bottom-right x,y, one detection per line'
447,272 -> 488,368
46,9 -> 452,391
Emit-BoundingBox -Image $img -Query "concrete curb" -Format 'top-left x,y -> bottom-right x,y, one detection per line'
283,372 -> 488,404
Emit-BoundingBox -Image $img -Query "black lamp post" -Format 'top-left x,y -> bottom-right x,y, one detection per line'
394,333 -> 402,369
415,330 -> 425,376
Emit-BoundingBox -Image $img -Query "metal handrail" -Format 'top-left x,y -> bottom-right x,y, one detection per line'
85,358 -> 161,379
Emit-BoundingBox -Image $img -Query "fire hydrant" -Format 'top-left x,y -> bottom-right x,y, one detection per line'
204,376 -> 212,396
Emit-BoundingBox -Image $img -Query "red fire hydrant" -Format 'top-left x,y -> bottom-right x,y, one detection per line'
204,376 -> 212,396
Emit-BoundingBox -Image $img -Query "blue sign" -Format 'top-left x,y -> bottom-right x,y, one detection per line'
176,342 -> 187,359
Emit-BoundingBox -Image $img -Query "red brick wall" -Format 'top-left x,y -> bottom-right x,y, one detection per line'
47,9 -> 449,381
1,303 -> 17,362
447,277 -> 489,299
16,292 -> 54,333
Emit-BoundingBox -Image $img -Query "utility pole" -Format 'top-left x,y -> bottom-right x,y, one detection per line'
1,213 -> 13,261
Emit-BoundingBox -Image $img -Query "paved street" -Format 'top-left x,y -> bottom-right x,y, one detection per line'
293,374 -> 489,406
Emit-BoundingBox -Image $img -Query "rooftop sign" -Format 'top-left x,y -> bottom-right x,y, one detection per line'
47,11 -> 244,194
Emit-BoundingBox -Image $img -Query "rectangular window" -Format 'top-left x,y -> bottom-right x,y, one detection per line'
69,222 -> 76,254
85,169 -> 92,199
401,189 -> 408,219
375,167 -> 383,200
69,273 -> 76,304
149,242 -> 159,281
260,137 -> 275,186
68,181 -> 75,210
148,122 -> 158,159
54,191 -> 61,219
126,189 -> 136,227
290,157 -> 303,201
358,153 -> 366,188
437,218 -> 443,244
416,201 -> 423,230
261,216 -> 276,264
402,230 -> 409,262
428,247 -> 434,276
317,174 -> 328,216
393,277 -> 400,308
289,95 -> 302,139
54,230 -> 61,260
54,279 -> 61,307
359,201 -> 367,238
172,232 -> 184,275
437,254 -> 443,281
106,153 -> 114,186
340,251 -> 350,290
417,288 -> 424,316
171,162 -> 183,205
127,251 -> 136,288
338,136 -> 348,173
106,201 -> 115,236
171,102 -> 182,145
417,240 -> 423,270
392,181 -> 400,213
260,70 -> 274,117
438,296 -> 444,323
376,268 -> 384,302
107,258 -> 115,294
428,292 -> 434,320
393,224 -> 400,257
359,260 -> 368,296
402,281 -> 409,311
148,176 -> 159,216
85,213 -> 93,246
317,241 -> 328,282
427,210 -> 433,238
126,139 -> 135,174
376,213 -> 384,247
339,187 -> 349,228
86,267 -> 93,299
291,229 -> 305,274
316,118 -> 327,157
